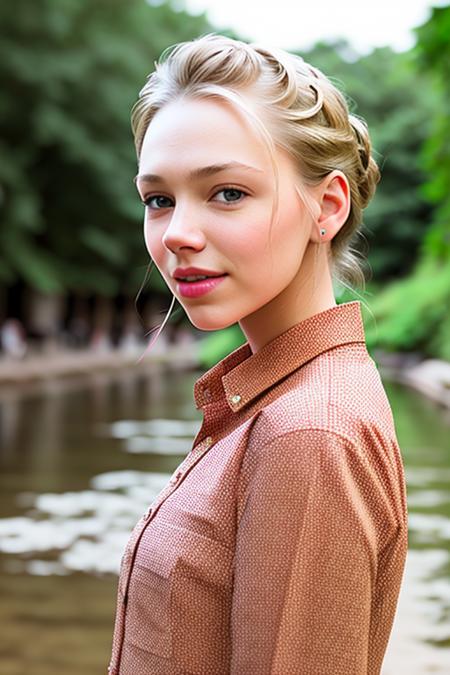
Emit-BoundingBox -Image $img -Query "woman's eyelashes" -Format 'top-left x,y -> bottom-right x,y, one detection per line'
214,187 -> 247,204
141,186 -> 248,210
143,195 -> 172,209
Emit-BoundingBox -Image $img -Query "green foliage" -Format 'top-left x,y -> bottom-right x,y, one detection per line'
0,0 -> 211,295
360,5 -> 450,363
362,257 -> 450,361
413,5 -> 450,262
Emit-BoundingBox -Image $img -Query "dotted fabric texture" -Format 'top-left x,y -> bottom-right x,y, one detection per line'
109,301 -> 408,675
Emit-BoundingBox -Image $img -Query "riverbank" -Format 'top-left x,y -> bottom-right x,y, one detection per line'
0,343 -> 199,383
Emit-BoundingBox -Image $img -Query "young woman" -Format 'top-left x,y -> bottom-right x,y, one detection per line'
109,33 -> 408,675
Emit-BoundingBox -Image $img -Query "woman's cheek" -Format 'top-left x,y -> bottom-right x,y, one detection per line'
144,225 -> 161,260
228,215 -> 271,259
143,220 -> 152,255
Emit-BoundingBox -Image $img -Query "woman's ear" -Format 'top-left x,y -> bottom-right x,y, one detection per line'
312,170 -> 351,243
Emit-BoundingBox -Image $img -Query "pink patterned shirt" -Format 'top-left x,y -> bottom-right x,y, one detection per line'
109,300 -> 408,675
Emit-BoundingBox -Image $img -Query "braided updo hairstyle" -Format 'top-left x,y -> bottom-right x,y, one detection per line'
132,33 -> 380,298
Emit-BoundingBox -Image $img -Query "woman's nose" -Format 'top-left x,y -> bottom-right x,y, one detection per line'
161,204 -> 206,253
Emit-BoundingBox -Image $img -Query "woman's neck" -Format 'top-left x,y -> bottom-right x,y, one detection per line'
239,242 -> 336,354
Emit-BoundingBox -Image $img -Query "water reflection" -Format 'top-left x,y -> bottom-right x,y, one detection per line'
0,370 -> 449,673
103,418 -> 201,454
0,471 -> 171,574
0,383 -> 202,575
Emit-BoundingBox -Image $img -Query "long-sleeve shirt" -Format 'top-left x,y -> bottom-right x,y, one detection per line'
108,300 -> 408,675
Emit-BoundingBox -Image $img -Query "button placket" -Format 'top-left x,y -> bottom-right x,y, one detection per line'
169,469 -> 183,486
143,506 -> 153,521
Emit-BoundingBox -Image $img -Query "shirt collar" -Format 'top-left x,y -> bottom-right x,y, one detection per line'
193,300 -> 366,412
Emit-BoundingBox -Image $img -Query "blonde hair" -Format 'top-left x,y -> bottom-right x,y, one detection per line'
131,33 -> 380,357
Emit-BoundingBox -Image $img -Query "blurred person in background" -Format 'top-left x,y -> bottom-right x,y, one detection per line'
0,318 -> 27,359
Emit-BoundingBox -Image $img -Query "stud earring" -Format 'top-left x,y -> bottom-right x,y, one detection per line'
320,228 -> 326,236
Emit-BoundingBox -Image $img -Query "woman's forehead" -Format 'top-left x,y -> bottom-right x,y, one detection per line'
142,97 -> 265,151
139,99 -> 275,176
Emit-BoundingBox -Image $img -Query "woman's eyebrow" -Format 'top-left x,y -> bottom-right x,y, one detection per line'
134,161 -> 264,185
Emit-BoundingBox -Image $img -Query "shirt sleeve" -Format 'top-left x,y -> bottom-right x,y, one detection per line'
230,427 -> 393,675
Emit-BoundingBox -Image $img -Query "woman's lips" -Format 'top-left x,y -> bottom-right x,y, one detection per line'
176,274 -> 228,298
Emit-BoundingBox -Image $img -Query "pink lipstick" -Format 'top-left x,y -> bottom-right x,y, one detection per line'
177,275 -> 228,298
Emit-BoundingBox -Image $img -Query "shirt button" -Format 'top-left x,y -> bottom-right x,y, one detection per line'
170,469 -> 183,485
203,387 -> 212,401
230,394 -> 242,405
205,436 -> 213,447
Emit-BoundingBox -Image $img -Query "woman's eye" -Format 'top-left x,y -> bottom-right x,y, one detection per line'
143,195 -> 173,209
214,188 -> 246,204
142,187 -> 247,210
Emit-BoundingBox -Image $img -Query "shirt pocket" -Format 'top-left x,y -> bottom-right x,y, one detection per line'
123,518 -> 233,667
124,540 -> 175,659
169,526 -> 233,672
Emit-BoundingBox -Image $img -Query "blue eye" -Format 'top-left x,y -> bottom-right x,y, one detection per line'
141,186 -> 247,210
214,187 -> 246,203
143,195 -> 173,209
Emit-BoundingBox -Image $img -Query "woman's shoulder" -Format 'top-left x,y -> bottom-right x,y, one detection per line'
242,357 -> 407,530
253,341 -> 397,447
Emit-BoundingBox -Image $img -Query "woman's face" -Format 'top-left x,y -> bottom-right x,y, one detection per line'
135,95 -> 317,332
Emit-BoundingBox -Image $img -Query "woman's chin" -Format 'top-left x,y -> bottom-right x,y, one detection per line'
185,309 -> 238,332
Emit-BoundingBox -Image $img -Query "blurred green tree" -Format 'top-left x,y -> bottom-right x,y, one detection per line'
353,7 -> 450,362
0,0 -> 211,296
413,4 -> 450,262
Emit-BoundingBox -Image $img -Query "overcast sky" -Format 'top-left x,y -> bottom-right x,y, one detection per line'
182,0 -> 447,54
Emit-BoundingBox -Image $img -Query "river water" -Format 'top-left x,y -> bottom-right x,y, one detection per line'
0,364 -> 449,674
